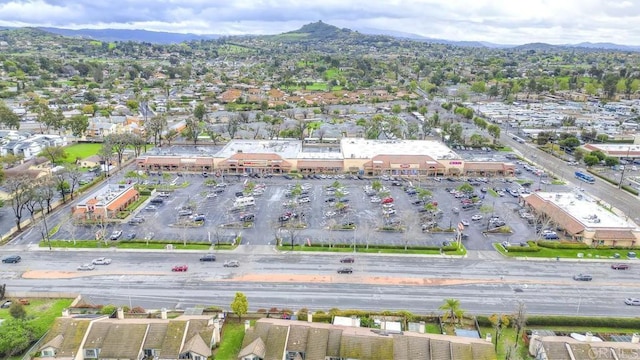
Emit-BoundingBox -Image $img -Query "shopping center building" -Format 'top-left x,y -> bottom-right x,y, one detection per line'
135,138 -> 515,177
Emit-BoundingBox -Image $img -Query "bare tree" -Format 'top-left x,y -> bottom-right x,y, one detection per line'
98,140 -> 114,178
227,115 -> 239,139
238,111 -> 250,124
512,301 -> 527,346
145,114 -> 167,147
6,175 -> 32,231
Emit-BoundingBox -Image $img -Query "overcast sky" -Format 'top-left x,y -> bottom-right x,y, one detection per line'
0,0 -> 638,45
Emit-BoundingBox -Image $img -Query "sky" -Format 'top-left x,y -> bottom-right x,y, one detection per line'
0,0 -> 638,45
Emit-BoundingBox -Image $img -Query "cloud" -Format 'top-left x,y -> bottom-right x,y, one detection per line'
0,0 -> 638,45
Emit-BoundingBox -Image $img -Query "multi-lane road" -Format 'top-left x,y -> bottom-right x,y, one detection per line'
501,133 -> 640,223
2,249 -> 639,317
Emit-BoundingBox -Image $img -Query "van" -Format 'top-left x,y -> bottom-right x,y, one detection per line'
233,196 -> 255,208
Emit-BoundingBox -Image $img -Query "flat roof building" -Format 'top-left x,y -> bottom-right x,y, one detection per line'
522,191 -> 639,247
72,183 -> 139,223
136,138 -> 514,177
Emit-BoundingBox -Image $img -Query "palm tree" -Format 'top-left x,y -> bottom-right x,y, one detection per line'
439,298 -> 465,326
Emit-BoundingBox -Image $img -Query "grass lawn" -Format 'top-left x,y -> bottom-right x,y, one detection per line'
494,242 -> 637,260
488,189 -> 499,197
0,298 -> 73,336
41,240 -> 214,251
551,180 -> 566,185
277,244 -> 467,256
214,321 -> 246,359
425,323 -> 441,334
64,143 -> 102,163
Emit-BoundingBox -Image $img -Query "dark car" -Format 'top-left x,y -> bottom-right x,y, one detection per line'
199,254 -> 216,262
340,256 -> 355,263
573,274 -> 593,281
337,267 -> 353,274
2,255 -> 21,263
126,232 -> 136,240
611,263 -> 630,270
240,213 -> 255,222
150,198 -> 164,204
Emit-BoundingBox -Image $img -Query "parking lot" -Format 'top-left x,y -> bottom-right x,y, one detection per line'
50,155 -> 574,251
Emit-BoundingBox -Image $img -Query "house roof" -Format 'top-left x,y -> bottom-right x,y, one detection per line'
97,323 -> 148,359
40,334 -> 64,351
241,318 -> 497,360
143,323 -> 168,349
237,337 -> 266,359
182,333 -> 212,357
160,320 -> 188,358
38,318 -> 92,357
264,325 -> 289,360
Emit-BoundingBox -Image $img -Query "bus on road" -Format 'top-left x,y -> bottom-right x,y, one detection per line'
575,171 -> 595,184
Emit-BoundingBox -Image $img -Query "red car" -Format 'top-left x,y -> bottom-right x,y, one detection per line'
171,265 -> 188,272
611,263 -> 629,270
381,197 -> 394,204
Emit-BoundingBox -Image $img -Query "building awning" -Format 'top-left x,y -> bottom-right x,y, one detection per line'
594,230 -> 637,241
297,160 -> 344,168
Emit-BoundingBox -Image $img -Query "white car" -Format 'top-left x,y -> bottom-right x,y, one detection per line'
471,214 -> 483,221
383,209 -> 396,215
382,203 -> 395,209
298,197 -> 311,203
370,197 -> 381,203
144,232 -> 155,241
77,263 -> 95,271
625,298 -> 640,306
92,257 -> 112,265
461,219 -> 470,226
158,192 -> 171,197
206,193 -> 217,199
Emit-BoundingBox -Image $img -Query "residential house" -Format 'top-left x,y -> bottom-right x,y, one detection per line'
238,318 -> 496,360
529,332 -> 640,360
35,310 -> 221,360
0,134 -> 67,160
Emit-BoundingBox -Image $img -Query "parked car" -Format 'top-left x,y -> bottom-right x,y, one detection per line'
471,214 -> 483,221
158,192 -> 171,197
625,298 -> 640,306
298,197 -> 311,203
178,209 -> 193,216
340,256 -> 355,263
2,255 -> 21,263
206,193 -> 217,199
92,257 -> 112,265
337,267 -> 353,274
381,197 -> 394,204
611,263 -> 630,270
199,254 -> 216,262
126,232 -> 136,240
109,230 -> 122,240
224,260 -> 240,268
461,219 -> 470,226
240,213 -> 255,222
1,300 -> 12,309
77,263 -> 95,271
383,208 -> 396,215
150,198 -> 164,204
172,265 -> 189,272
573,274 -> 593,281
144,232 -> 155,241
128,217 -> 145,225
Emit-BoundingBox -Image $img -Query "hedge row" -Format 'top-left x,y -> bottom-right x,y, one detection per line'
586,169 -> 618,186
621,184 -> 639,196
505,246 -> 540,253
537,240 -> 589,249
309,243 -> 458,251
526,315 -> 640,328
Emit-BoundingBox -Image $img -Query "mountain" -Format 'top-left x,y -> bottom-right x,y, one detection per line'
572,42 -> 640,52
278,20 -> 353,40
36,27 -> 220,44
351,26 -> 511,48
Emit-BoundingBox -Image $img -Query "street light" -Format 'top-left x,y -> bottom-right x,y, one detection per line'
618,146 -> 631,189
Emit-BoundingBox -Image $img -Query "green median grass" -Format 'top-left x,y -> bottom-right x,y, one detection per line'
41,240 -> 216,251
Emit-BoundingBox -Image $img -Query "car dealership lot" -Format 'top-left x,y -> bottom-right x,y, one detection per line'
51,159 -> 572,250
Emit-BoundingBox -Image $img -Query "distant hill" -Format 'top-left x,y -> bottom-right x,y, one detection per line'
1,22 -> 639,51
278,21 -> 353,40
573,42 -> 640,52
37,27 -> 220,44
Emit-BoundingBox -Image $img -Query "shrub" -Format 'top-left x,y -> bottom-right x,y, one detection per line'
622,185 -> 639,196
527,316 -> 640,328
537,241 -> 589,249
100,304 -> 117,315
505,246 -> 540,253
